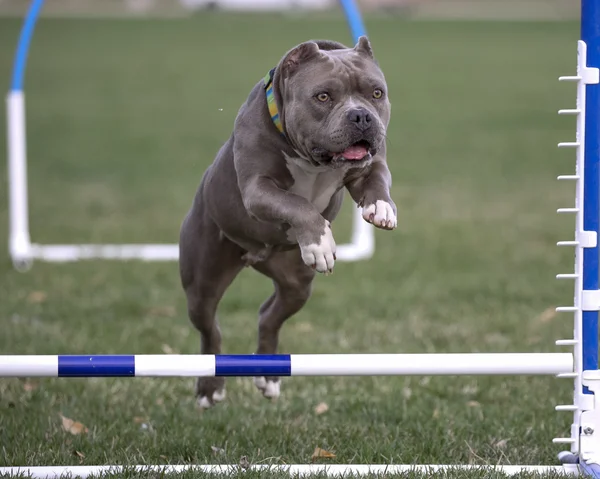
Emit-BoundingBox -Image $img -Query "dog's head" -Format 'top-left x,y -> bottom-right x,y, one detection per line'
274,37 -> 390,168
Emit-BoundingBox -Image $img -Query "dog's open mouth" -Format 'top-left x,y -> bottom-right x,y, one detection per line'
331,140 -> 371,161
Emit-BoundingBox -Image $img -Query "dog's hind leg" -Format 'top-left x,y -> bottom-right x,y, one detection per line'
250,248 -> 316,399
179,206 -> 245,409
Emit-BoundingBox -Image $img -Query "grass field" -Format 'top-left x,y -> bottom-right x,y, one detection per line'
0,13 -> 585,478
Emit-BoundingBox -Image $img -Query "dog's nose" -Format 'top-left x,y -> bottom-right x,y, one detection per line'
347,108 -> 372,131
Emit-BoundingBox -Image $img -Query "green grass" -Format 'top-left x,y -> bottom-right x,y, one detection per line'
0,14 -> 584,478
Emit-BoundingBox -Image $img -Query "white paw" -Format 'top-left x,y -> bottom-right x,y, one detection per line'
197,388 -> 226,409
300,222 -> 336,273
362,200 -> 397,229
254,377 -> 281,399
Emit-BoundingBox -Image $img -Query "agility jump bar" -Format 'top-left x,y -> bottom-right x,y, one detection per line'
0,353 -> 573,377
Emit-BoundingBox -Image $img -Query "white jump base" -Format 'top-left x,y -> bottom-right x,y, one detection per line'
0,464 -> 580,478
15,222 -> 373,263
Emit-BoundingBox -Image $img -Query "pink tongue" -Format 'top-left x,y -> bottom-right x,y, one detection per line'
341,144 -> 368,160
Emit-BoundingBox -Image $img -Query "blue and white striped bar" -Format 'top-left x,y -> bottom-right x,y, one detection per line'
0,353 -> 573,377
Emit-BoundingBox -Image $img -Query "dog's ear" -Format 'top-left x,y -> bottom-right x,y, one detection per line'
353,36 -> 373,58
281,41 -> 321,76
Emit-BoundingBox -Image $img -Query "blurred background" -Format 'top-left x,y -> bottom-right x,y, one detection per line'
0,0 -> 582,19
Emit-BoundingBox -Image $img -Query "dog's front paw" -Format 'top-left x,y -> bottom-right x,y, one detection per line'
299,221 -> 336,274
362,200 -> 397,230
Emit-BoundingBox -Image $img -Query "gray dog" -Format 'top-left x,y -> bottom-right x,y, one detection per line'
179,36 -> 396,409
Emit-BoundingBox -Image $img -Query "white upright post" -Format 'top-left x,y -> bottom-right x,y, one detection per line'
336,206 -> 374,261
6,91 -> 33,271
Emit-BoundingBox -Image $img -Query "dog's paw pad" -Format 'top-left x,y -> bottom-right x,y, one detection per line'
362,200 -> 397,229
300,222 -> 336,274
197,389 -> 226,409
254,377 -> 281,399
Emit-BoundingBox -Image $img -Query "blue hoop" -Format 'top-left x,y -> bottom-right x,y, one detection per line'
9,0 -> 369,93
10,0 -> 44,92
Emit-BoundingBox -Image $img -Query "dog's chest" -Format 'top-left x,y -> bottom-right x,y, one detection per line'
285,157 -> 344,213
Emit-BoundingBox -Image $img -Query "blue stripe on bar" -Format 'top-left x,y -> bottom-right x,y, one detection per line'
215,355 -> 291,376
58,355 -> 135,377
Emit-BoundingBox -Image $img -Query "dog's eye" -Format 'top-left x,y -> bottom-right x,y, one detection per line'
373,89 -> 383,99
316,92 -> 330,102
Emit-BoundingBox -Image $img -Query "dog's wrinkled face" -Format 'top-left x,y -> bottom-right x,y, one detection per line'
277,37 -> 390,168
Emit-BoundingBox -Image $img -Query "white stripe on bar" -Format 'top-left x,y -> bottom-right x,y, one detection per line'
290,353 -> 572,376
0,464 -> 579,478
0,355 -> 57,377
134,355 -> 215,377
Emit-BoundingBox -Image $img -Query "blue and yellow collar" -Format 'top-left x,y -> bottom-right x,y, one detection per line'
264,68 -> 285,137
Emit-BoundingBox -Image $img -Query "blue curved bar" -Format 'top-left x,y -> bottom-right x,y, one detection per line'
10,0 -> 45,92
339,0 -> 368,43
